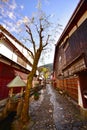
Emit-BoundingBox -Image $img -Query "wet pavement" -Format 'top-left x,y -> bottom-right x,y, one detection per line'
29,84 -> 87,130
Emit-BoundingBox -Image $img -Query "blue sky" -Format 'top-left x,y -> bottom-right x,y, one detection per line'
0,0 -> 80,65
13,0 -> 80,27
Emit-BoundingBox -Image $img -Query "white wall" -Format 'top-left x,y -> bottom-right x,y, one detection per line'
0,40 -> 16,61
0,34 -> 33,72
3,33 -> 33,64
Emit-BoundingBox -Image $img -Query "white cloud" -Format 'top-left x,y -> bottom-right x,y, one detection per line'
20,5 -> 24,9
0,0 -> 17,20
50,14 -> 55,18
0,8 -> 4,16
9,0 -> 17,10
16,19 -> 24,27
23,16 -> 29,24
3,20 -> 18,33
7,12 -> 16,19
9,26 -> 17,32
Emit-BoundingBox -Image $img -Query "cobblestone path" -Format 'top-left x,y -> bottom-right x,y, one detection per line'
29,84 -> 87,130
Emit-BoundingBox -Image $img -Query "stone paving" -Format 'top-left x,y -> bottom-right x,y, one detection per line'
29,84 -> 87,130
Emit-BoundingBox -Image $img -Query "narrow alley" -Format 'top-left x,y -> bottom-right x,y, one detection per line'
29,84 -> 87,130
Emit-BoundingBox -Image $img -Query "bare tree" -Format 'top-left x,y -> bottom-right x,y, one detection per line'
0,0 -> 62,124
20,12 -> 51,122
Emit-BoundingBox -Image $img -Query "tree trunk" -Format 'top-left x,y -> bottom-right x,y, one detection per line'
20,49 -> 42,123
21,74 -> 33,122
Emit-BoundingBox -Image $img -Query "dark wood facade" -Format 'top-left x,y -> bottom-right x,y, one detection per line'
53,0 -> 87,108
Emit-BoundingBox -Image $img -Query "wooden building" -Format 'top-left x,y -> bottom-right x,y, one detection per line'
0,25 -> 33,100
53,0 -> 87,109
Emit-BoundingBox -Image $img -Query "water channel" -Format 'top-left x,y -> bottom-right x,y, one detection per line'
0,112 -> 16,130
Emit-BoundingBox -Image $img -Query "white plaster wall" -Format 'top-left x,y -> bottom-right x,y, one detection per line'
27,64 -> 32,71
0,41 -> 13,60
12,53 -> 17,62
0,30 -> 33,71
0,40 -> 17,62
3,33 -> 33,64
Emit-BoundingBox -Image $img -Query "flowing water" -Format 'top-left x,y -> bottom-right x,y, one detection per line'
47,84 -> 64,127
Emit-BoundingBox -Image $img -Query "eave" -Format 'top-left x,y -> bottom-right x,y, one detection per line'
56,0 -> 87,47
62,53 -> 86,71
0,32 -> 32,67
0,24 -> 30,52
0,54 -> 30,74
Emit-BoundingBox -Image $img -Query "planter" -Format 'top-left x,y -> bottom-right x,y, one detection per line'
34,92 -> 39,100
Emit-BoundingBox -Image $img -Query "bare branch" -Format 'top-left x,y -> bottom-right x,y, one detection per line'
43,35 -> 50,48
39,19 -> 44,49
27,49 -> 34,60
26,24 -> 36,54
34,24 -> 39,34
23,38 -> 32,44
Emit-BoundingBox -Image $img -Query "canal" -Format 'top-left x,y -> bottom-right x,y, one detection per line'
0,112 -> 16,130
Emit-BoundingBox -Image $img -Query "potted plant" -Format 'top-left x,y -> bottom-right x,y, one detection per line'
34,91 -> 39,100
